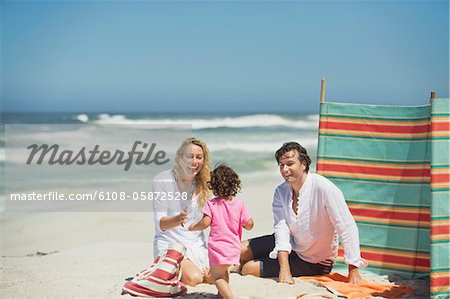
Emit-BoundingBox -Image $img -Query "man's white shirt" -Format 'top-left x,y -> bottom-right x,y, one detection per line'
270,173 -> 368,268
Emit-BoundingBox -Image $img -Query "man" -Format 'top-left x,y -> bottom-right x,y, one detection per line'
240,142 -> 367,284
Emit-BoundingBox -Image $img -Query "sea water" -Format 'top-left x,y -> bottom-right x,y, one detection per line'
1,112 -> 320,212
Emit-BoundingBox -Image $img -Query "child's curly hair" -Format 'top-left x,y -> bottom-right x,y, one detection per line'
207,164 -> 241,198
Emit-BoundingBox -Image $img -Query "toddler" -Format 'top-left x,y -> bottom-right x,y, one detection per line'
189,164 -> 254,299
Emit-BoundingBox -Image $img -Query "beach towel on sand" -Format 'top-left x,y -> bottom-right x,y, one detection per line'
299,272 -> 413,298
122,242 -> 187,298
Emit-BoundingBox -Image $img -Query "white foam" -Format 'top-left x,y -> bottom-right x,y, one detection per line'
76,114 -> 89,123
92,114 -> 318,130
208,138 -> 318,153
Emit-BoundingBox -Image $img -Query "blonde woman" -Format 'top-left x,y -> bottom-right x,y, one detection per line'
152,138 -> 212,286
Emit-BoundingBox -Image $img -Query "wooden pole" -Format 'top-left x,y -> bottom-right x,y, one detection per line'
320,78 -> 326,103
430,90 -> 436,102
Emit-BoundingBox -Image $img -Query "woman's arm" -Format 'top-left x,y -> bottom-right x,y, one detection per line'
188,215 -> 211,231
159,208 -> 188,231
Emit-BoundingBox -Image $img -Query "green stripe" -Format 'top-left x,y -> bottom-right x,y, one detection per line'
326,176 -> 429,186
431,267 -> 450,272
431,240 -> 450,245
321,114 -> 430,121
431,137 -> 450,141
431,188 -> 450,192
318,155 -> 429,165
357,220 -> 430,230
336,181 -> 430,206
333,261 -> 429,276
431,164 -> 450,169
347,199 -> 430,209
320,133 -> 429,142
431,216 -> 450,221
318,137 -> 430,161
364,264 -> 429,274
361,244 -> 430,255
431,113 -> 450,116
432,291 -> 450,297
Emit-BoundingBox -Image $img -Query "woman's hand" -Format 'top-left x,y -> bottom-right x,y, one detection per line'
159,208 -> 188,231
178,208 -> 188,227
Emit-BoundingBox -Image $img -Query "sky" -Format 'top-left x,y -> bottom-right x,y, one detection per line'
1,0 -> 449,113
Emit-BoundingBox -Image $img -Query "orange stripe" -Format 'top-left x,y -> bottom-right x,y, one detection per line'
322,117 -> 429,126
432,122 -> 450,131
319,170 -> 430,182
432,173 -> 450,183
350,207 -> 430,222
431,132 -> 450,138
319,128 -> 429,139
431,168 -> 450,174
431,285 -> 450,293
320,121 -> 430,133
432,182 -> 450,189
319,163 -> 430,177
337,249 -> 429,271
319,159 -> 429,169
432,235 -> 450,241
432,225 -> 450,234
349,203 -> 428,214
432,220 -> 450,226
362,251 -> 430,267
355,216 -> 430,227
431,286 -> 450,298
361,247 -> 429,260
432,276 -> 450,287
431,116 -> 450,121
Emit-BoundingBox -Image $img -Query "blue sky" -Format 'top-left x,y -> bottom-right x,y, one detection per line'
1,0 -> 449,113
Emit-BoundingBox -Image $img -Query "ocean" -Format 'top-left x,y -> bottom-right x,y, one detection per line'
1,112 -> 320,212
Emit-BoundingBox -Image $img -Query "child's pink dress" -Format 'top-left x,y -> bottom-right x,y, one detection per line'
202,197 -> 251,266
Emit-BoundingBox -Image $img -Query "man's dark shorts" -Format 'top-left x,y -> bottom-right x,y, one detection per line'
248,234 -> 333,278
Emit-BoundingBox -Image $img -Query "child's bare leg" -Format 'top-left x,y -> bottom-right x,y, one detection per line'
211,264 -> 234,299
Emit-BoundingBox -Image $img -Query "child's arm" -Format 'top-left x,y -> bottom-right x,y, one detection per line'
188,215 -> 211,231
243,218 -> 254,230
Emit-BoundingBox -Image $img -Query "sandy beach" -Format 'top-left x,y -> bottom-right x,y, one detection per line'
0,176 -> 429,298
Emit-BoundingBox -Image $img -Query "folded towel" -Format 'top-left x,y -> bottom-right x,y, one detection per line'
299,272 -> 414,299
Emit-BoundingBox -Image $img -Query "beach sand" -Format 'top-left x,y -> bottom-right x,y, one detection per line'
0,177 -> 429,298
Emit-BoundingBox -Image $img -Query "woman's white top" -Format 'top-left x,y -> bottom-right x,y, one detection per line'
152,169 -> 208,270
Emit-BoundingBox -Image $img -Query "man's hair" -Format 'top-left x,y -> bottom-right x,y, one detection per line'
275,142 -> 311,173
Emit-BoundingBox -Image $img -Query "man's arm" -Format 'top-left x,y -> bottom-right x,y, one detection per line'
324,186 -> 368,284
277,251 -> 294,284
269,187 -> 292,259
271,187 -> 295,284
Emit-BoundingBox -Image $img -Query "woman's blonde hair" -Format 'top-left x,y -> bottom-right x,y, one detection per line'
173,138 -> 211,209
